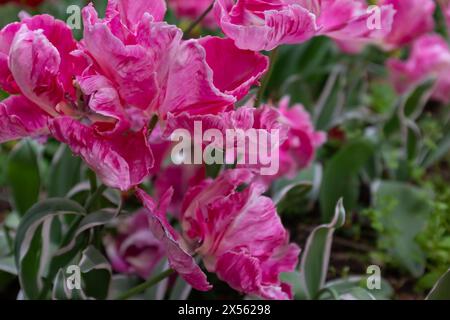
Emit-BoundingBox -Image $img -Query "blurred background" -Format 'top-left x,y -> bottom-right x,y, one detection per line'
0,0 -> 449,300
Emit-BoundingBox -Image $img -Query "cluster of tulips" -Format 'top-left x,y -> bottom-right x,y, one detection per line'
1,0 -> 449,299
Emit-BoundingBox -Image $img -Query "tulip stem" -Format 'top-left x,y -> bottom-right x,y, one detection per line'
184,1 -> 215,37
255,48 -> 279,108
117,269 -> 175,300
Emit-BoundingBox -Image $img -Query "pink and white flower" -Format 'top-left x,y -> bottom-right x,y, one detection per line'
137,169 -> 300,299
180,169 -> 300,299
104,209 -> 166,279
214,0 -> 395,51
380,0 -> 435,49
387,34 -> 450,104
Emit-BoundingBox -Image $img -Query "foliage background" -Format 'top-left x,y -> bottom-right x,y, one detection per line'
0,0 -> 449,300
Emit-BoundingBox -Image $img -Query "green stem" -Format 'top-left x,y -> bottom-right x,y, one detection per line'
184,1 -> 215,37
255,48 -> 279,108
88,170 -> 97,195
117,269 -> 175,300
84,184 -> 107,212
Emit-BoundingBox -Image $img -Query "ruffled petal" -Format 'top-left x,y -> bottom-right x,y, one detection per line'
215,251 -> 293,300
0,95 -> 49,143
82,5 -> 160,111
198,36 -> 269,100
159,40 -> 236,117
214,0 -> 317,51
9,25 -> 65,116
49,117 -> 154,191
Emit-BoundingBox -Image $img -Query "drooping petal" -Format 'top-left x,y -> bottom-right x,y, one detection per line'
49,117 -> 154,191
135,188 -> 212,291
0,95 -> 49,143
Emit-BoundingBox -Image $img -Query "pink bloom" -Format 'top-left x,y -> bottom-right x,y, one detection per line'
380,0 -> 435,49
80,1 -> 267,125
214,0 -> 395,51
181,169 -> 300,299
214,0 -> 317,51
387,34 -> 450,104
7,15 -> 78,116
104,209 -> 166,279
49,117 -> 154,191
0,14 -> 78,142
0,95 -> 49,143
135,188 -> 212,291
169,0 -> 216,28
154,164 -> 206,217
163,105 -> 289,178
158,36 -> 268,118
276,97 -> 326,179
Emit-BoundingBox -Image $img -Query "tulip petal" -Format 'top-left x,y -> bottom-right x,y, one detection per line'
49,117 -> 154,191
198,36 -> 269,100
0,95 -> 49,143
135,188 -> 212,291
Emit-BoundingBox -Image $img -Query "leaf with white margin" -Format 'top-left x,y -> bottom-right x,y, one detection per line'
14,198 -> 86,299
299,199 -> 346,299
324,275 -> 393,300
53,246 -> 112,300
426,269 -> 450,300
340,288 -> 376,300
78,246 -> 112,299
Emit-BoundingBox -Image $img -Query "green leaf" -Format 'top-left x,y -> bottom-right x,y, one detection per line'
78,246 -> 111,300
6,140 -> 41,216
422,131 -> 450,168
325,275 -> 393,300
426,269 -> 450,300
339,288 -> 376,300
52,245 -> 113,301
48,145 -> 82,197
14,198 -> 86,299
299,199 -> 346,299
372,181 -> 432,277
320,139 -> 374,221
56,209 -> 116,255
280,271 -> 307,300
275,182 -> 312,215
169,275 -> 192,300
